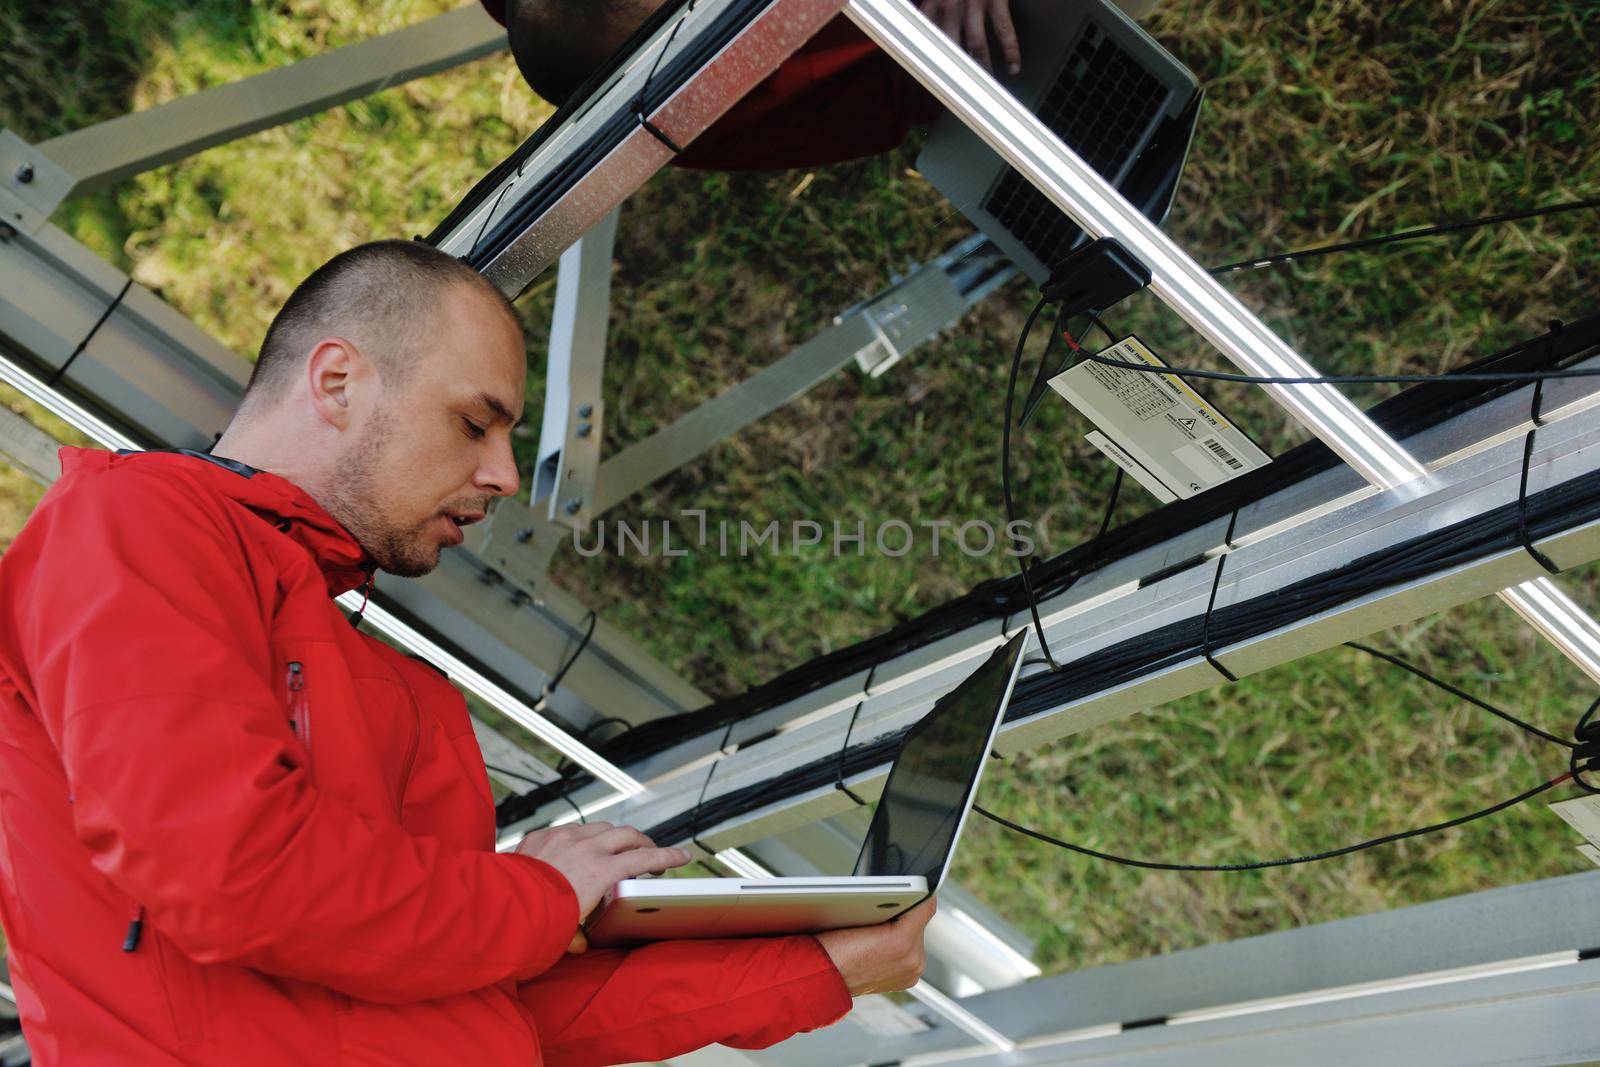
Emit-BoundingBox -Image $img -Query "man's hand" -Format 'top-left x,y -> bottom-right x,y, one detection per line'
515,822 -> 691,953
815,897 -> 937,996
919,0 -> 1022,76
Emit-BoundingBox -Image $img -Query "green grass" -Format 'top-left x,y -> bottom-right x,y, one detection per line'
3,0 -> 1599,976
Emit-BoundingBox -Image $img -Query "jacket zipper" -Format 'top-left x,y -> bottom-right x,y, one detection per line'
123,903 -> 144,952
287,661 -> 311,764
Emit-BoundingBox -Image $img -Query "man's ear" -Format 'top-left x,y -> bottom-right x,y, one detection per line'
305,338 -> 364,430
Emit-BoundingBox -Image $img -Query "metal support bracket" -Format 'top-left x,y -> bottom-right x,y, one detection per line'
534,208 -> 618,529
0,130 -> 73,230
590,235 -> 1012,515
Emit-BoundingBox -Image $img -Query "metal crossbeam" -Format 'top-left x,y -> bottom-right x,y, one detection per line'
590,235 -> 1010,515
26,5 -> 505,205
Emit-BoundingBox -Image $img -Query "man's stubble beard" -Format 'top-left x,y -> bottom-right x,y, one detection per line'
322,408 -> 441,579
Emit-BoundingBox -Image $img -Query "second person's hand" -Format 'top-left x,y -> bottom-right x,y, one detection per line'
919,0 -> 1022,76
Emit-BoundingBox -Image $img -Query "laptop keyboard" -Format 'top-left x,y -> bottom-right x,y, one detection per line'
982,21 -> 1169,272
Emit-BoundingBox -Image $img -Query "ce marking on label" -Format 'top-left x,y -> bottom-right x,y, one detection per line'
1189,482 -> 1203,492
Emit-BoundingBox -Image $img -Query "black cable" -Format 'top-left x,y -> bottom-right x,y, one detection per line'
1199,511 -> 1239,682
633,0 -> 697,154
554,714 -> 636,777
469,179 -> 518,261
689,755 -> 722,855
1208,196 -> 1600,277
484,763 -> 586,824
834,663 -> 878,807
538,609 -> 605,782
1345,642 -> 1575,750
971,772 -> 1571,873
1517,376 -> 1563,574
538,611 -> 599,709
1002,296 -> 1059,669
577,716 -> 633,742
50,277 -> 133,387
1017,303 -> 1069,428
1573,697 -> 1600,794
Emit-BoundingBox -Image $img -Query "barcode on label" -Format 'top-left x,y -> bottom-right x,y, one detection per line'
1200,436 -> 1244,471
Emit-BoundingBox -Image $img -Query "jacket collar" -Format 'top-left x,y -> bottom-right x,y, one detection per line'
64,447 -> 375,597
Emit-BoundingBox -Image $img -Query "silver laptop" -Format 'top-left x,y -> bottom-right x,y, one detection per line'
917,0 -> 1201,283
584,632 -> 1028,946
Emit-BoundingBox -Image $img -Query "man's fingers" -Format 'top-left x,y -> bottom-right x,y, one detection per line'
989,0 -> 1021,74
566,930 -> 589,954
594,825 -> 659,855
896,896 -> 939,932
563,820 -> 617,841
612,846 -> 693,881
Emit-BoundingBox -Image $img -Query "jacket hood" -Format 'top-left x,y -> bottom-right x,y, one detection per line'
58,447 -> 374,598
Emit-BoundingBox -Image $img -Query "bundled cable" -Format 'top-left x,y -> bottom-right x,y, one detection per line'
611,316 -> 1599,749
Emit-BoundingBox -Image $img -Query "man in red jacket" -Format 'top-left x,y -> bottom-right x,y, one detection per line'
0,240 -> 933,1065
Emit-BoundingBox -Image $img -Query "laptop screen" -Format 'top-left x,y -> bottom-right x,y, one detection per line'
852,634 -> 1026,888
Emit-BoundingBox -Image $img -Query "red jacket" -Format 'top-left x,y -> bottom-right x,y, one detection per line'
482,1 -> 940,170
0,448 -> 850,1065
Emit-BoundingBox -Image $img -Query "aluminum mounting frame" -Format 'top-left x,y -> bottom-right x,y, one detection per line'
508,368 -> 1600,849
1,1 -> 1598,1061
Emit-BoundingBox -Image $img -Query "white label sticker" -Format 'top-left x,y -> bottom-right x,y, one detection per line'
849,994 -> 932,1037
1549,795 -> 1600,850
1050,336 -> 1272,500
1085,430 -> 1178,503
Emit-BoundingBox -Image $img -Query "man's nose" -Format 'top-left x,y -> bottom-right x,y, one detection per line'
475,435 -> 521,499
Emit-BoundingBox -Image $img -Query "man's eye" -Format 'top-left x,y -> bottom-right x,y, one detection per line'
463,419 -> 487,439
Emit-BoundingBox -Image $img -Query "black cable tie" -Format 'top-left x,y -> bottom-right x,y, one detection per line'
690,756 -> 721,856
1517,377 -> 1561,576
1572,697 -> 1600,794
1222,507 -> 1241,552
50,276 -> 133,388
631,0 -> 695,157
715,717 -> 737,757
1201,513 -> 1239,683
636,115 -> 684,154
833,664 -> 877,807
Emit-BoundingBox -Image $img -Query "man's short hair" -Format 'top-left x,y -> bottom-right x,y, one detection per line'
243,240 -> 518,409
508,0 -> 648,106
